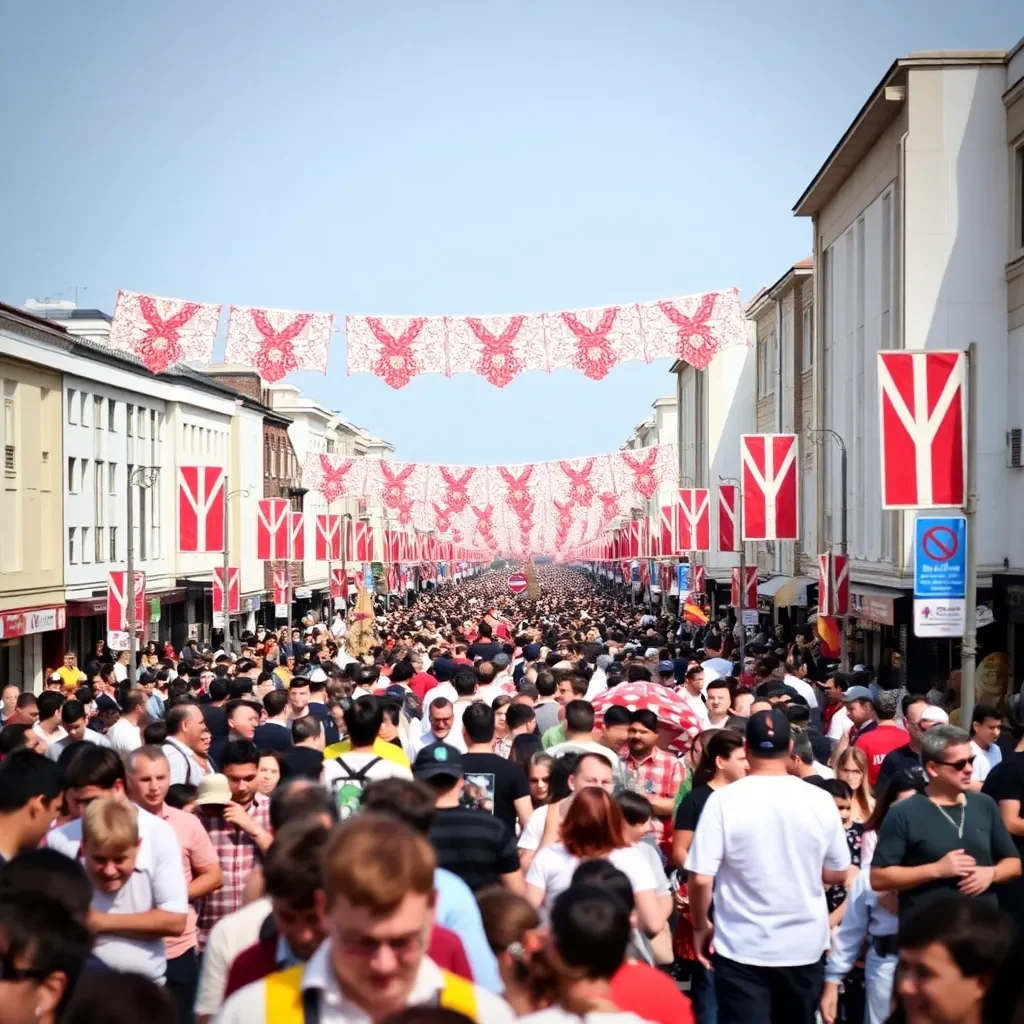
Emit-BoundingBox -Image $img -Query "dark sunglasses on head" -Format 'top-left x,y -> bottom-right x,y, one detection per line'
936,756 -> 975,771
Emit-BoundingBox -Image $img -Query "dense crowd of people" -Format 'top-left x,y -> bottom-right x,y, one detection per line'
1,563 -> 1024,1023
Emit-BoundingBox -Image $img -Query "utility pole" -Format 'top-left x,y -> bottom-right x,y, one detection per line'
340,511 -> 353,615
720,475 -> 746,667
220,478 -> 250,654
961,342 -> 979,724
125,466 -> 159,688
808,428 -> 849,671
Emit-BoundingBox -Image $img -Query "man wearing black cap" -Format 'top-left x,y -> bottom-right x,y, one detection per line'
414,742 -> 524,894
686,708 -> 852,1023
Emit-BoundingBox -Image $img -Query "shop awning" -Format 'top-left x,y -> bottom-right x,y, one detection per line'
757,575 -> 815,607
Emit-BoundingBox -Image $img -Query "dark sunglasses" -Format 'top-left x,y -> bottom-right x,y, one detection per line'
936,756 -> 975,771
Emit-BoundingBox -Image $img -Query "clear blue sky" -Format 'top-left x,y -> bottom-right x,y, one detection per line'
1,1 -> 1019,463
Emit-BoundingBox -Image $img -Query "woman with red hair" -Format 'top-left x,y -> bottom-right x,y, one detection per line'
523,787 -> 668,937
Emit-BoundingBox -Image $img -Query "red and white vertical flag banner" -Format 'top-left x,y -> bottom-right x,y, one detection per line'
658,505 -> 677,556
177,467 -> 226,553
315,515 -> 342,561
718,485 -> 738,552
691,565 -> 706,595
257,499 -> 291,560
877,351 -> 966,509
273,569 -> 289,606
107,291 -> 221,376
818,553 -> 850,617
290,512 -> 305,562
740,434 -> 799,541
212,566 -> 241,615
730,566 -> 757,608
347,521 -> 374,563
676,488 -> 711,552
107,571 -> 146,632
225,305 -> 334,384
330,567 -> 348,600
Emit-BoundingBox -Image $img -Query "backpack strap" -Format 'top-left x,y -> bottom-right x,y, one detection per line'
439,970 -> 477,1020
334,755 -> 382,782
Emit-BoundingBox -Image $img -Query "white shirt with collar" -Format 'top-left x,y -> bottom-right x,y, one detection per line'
784,673 -> 819,709
163,736 -> 213,786
216,943 -> 515,1024
679,687 -> 711,731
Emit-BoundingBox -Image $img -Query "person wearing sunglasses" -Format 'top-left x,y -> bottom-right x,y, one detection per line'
871,724 -> 1021,923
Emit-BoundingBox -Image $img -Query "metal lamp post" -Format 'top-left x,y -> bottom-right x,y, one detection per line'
807,428 -> 849,671
719,475 -> 747,667
220,481 -> 250,654
126,466 -> 159,688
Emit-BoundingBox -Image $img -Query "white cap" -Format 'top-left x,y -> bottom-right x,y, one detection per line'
920,706 -> 950,725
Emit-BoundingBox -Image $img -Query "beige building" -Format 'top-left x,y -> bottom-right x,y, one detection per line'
0,307 -> 66,690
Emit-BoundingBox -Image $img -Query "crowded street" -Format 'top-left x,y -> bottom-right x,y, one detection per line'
4,4 -> 1024,1024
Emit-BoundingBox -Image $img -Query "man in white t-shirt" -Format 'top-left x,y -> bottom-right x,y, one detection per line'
969,702 -> 1003,784
701,635 -> 733,683
686,708 -> 850,1023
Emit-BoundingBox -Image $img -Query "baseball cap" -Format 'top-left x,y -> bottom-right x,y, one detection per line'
843,686 -> 875,703
920,705 -> 950,725
656,660 -> 675,675
745,708 -> 791,756
413,742 -> 463,781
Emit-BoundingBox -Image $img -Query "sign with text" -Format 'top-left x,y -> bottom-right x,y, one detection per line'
914,515 -> 967,637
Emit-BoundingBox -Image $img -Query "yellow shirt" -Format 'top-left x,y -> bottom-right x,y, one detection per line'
323,736 -> 410,768
57,666 -> 86,691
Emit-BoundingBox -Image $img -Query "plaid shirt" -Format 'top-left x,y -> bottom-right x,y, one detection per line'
195,795 -> 271,949
622,747 -> 684,846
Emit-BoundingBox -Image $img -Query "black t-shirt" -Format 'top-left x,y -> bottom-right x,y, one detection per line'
872,791 -> 1019,918
876,743 -> 923,794
253,721 -> 292,753
280,746 -> 325,781
983,752 -> 1024,857
466,641 -> 502,662
674,784 -> 715,833
202,704 -> 228,738
461,752 -> 530,834
429,806 -> 520,891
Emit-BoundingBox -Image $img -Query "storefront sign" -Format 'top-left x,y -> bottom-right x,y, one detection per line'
850,591 -> 895,627
243,595 -> 262,612
106,630 -> 129,651
149,597 -> 161,624
0,605 -> 66,640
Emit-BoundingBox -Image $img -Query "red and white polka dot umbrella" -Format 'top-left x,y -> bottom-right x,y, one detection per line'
591,680 -> 702,755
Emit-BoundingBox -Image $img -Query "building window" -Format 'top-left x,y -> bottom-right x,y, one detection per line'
3,383 -> 15,477
95,526 -> 104,563
149,409 -> 156,441
94,395 -> 104,429
109,526 -> 118,562
81,459 -> 90,497
67,389 -> 77,424
881,190 -> 893,349
137,408 -> 146,438
108,399 -> 117,432
127,406 -> 134,437
68,527 -> 77,564
95,460 -> 105,527
81,526 -> 90,563
68,456 -> 78,494
80,392 -> 89,426
801,304 -> 813,371
109,462 -> 117,496
758,329 -> 776,399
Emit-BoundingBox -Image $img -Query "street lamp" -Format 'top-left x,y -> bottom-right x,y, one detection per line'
220,483 -> 251,654
719,474 -> 747,666
807,427 -> 849,671
340,511 -> 353,612
126,466 -> 159,688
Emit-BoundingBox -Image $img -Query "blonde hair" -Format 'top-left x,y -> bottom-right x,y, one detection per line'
81,797 -> 139,852
322,813 -> 435,914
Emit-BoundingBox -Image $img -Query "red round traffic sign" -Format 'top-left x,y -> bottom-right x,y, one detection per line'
507,573 -> 528,594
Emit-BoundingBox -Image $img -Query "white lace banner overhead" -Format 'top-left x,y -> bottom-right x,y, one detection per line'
224,305 -> 334,383
345,287 -> 747,388
302,444 -> 677,556
107,291 -> 222,375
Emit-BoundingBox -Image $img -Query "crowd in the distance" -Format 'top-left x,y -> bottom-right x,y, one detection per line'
0,564 -> 1022,1024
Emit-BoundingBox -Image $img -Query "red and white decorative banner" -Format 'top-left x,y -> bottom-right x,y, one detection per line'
107,571 -> 146,632
330,567 -> 348,600
658,505 -> 677,556
347,521 -> 374,563
346,288 -> 747,388
302,444 -> 676,556
818,552 -> 850,617
290,512 -> 305,562
730,566 -> 757,608
257,499 -> 291,560
718,484 -> 738,552
740,434 -> 798,541
177,466 -> 225,553
315,515 -> 342,561
690,565 -> 706,595
212,566 -> 241,615
108,291 -> 221,375
676,488 -> 711,552
273,568 -> 289,606
225,305 -> 334,383
878,351 -> 966,509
